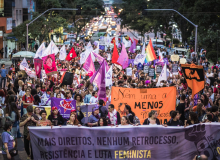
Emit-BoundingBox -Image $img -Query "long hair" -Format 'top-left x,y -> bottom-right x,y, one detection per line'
125,105 -> 135,117
69,114 -> 79,125
196,103 -> 204,117
98,117 -> 108,126
189,112 -> 198,123
74,94 -> 83,102
202,94 -> 209,106
122,116 -> 131,124
10,102 -> 20,121
51,110 -> 61,119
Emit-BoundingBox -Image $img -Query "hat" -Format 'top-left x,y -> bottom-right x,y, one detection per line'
92,105 -> 99,112
71,109 -> 76,112
52,106 -> 57,111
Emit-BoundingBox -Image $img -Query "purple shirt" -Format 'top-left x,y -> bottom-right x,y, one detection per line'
1,131 -> 14,154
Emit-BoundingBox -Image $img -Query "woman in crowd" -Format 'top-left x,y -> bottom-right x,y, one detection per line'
89,91 -> 98,103
167,111 -> 183,126
48,106 -> 64,126
107,104 -> 120,126
88,106 -> 100,127
20,105 -> 39,160
37,110 -> 51,126
74,94 -> 84,106
201,94 -> 210,108
1,121 -> 16,160
5,102 -> 19,149
34,107 -> 41,120
98,117 -> 108,126
19,84 -> 27,99
184,112 -> 199,127
56,93 -> 62,98
196,103 -> 206,122
22,89 -> 34,115
119,116 -> 131,126
143,110 -> 160,125
67,113 -> 80,126
124,105 -> 135,124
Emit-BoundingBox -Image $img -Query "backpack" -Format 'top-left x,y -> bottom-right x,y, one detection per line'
127,113 -> 140,124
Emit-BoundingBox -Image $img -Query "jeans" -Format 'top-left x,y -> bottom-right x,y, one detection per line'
24,135 -> 33,159
0,77 -> 6,89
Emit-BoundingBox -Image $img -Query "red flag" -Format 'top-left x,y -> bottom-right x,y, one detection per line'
111,37 -> 116,44
112,43 -> 120,64
66,47 -> 77,61
134,38 -> 138,44
129,37 -> 133,43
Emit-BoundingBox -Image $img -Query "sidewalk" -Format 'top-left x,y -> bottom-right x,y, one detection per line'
0,58 -> 13,65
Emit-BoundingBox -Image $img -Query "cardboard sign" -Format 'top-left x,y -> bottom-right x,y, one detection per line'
143,65 -> 149,73
156,65 -> 162,73
126,68 -> 132,76
149,68 -> 155,77
111,86 -> 176,124
172,64 -> 178,73
180,58 -> 186,64
171,55 -> 179,62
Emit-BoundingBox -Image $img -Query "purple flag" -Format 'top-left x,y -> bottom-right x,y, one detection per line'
154,58 -> 169,66
117,43 -> 129,69
51,97 -> 76,119
98,61 -> 106,101
92,52 -> 110,71
128,59 -> 134,66
129,39 -> 136,53
83,54 -> 96,74
90,61 -> 105,90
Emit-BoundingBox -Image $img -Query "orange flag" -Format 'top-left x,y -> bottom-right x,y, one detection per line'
66,47 -> 77,61
181,64 -> 205,98
111,43 -> 119,64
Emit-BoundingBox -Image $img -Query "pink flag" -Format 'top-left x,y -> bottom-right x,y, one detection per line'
34,58 -> 42,78
117,43 -> 129,69
92,52 -> 110,71
42,54 -> 58,76
83,54 -> 95,75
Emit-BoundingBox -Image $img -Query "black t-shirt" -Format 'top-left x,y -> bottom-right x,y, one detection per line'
176,103 -> 185,123
167,119 -> 183,126
186,120 -> 198,126
204,62 -> 210,67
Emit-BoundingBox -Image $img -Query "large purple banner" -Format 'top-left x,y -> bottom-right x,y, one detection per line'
29,123 -> 220,160
51,97 -> 76,119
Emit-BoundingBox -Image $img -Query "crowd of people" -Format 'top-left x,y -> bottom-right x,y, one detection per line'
0,40 -> 217,160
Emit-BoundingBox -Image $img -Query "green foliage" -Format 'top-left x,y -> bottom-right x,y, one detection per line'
206,50 -> 218,62
173,38 -> 180,44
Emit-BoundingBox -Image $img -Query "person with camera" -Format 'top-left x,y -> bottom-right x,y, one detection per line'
19,105 -> 39,160
1,121 -> 16,160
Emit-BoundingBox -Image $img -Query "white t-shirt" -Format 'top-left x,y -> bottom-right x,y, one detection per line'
206,72 -> 214,77
89,96 -> 98,103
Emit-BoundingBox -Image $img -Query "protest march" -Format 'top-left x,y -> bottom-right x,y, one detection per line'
0,38 -> 220,160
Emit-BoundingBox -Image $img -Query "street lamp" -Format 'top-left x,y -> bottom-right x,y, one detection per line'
26,8 -> 78,51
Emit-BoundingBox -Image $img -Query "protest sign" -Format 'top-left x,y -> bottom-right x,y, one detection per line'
128,59 -> 134,66
80,104 -> 96,124
180,58 -> 187,64
143,65 -> 149,73
171,55 -> 179,61
51,97 -> 76,119
156,65 -> 162,73
29,124 -> 220,160
148,68 -> 155,77
172,64 -> 178,75
111,86 -> 176,124
126,68 -> 132,76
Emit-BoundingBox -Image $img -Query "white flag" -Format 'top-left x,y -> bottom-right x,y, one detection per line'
105,65 -> 113,87
20,58 -> 29,70
59,45 -> 66,60
123,37 -> 131,48
34,43 -> 45,59
93,41 -> 99,54
156,64 -> 167,86
134,54 -> 146,65
42,41 -> 59,57
24,67 -> 37,79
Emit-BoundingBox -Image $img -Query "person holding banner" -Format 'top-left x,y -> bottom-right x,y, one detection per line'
117,116 -> 131,126
88,106 -> 100,127
167,111 -> 183,126
107,104 -> 121,126
98,118 -> 108,126
143,111 -> 160,125
66,113 -> 80,126
48,106 -> 64,126
36,110 -> 51,126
